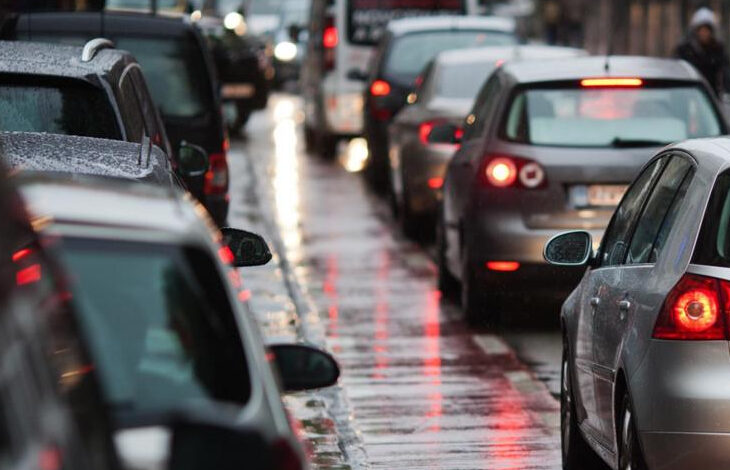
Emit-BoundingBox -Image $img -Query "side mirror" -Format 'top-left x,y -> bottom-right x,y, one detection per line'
346,68 -> 368,82
179,142 -> 209,178
270,343 -> 340,392
221,228 -> 272,267
544,230 -> 593,266
428,123 -> 463,145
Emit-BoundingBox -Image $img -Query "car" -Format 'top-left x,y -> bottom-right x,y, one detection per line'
388,45 -> 584,238
301,0 -> 481,159
269,0 -> 310,88
8,11 -> 232,225
359,15 -> 518,186
16,172 -> 340,470
0,165 -> 120,470
437,55 -> 729,325
0,131 -> 208,192
543,137 -> 730,470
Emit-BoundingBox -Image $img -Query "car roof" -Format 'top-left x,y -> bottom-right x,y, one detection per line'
15,171 -> 214,240
499,55 -> 703,84
386,15 -> 516,36
0,132 -> 167,182
0,39 -> 133,82
665,137 -> 730,174
436,45 -> 587,66
13,11 -> 194,38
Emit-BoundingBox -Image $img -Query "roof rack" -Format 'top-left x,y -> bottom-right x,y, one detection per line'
81,38 -> 115,62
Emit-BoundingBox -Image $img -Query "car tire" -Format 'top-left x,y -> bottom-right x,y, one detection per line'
618,393 -> 647,470
561,343 -> 606,470
437,215 -> 460,300
400,180 -> 429,241
228,107 -> 250,136
461,250 -> 499,327
319,131 -> 338,160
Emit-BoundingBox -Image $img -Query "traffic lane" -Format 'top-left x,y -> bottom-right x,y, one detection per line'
245,94 -> 562,469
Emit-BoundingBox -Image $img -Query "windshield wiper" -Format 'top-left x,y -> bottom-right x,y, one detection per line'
610,137 -> 670,148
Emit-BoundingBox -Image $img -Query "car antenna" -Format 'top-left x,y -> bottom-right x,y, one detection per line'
604,5 -> 615,73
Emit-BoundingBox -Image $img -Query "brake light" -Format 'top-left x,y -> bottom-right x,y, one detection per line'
653,274 -> 728,340
205,152 -> 229,195
323,16 -> 337,72
482,155 -> 546,189
427,177 -> 443,189
16,264 -> 41,286
370,79 -> 391,97
271,439 -> 303,470
218,246 -> 234,265
580,77 -> 643,87
323,25 -> 338,48
418,120 -> 462,146
486,261 -> 520,272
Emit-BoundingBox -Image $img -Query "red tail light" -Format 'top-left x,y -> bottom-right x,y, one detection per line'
481,155 -> 546,189
418,120 -> 462,146
205,151 -> 229,195
653,274 -> 729,340
271,439 -> 303,470
370,79 -> 391,97
580,77 -> 643,88
323,25 -> 338,48
323,16 -> 337,72
486,261 -> 520,272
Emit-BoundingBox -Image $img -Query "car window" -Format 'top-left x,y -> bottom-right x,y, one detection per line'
626,156 -> 692,264
502,84 -> 722,147
0,75 -> 121,139
462,74 -> 501,141
598,158 -> 665,267
58,239 -> 251,415
692,171 -> 730,267
435,60 -> 498,100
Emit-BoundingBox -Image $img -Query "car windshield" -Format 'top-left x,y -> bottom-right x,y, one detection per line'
0,76 -> 121,139
385,30 -> 517,85
58,239 -> 251,415
114,36 -> 213,119
435,61 -> 497,99
502,84 -> 722,147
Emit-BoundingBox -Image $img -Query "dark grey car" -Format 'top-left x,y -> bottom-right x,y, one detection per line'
545,138 -> 730,470
437,56 -> 728,325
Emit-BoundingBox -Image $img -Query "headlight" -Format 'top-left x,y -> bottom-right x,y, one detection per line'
274,41 -> 297,62
223,12 -> 247,35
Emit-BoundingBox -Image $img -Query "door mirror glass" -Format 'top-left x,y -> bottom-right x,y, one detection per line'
346,68 -> 368,81
428,123 -> 462,145
544,230 -> 593,266
220,228 -> 272,267
179,142 -> 209,178
270,343 -> 340,392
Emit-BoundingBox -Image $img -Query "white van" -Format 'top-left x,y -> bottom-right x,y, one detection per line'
302,0 -> 480,157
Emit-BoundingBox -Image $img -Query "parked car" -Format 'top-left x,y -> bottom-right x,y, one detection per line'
360,15 -> 518,185
437,56 -> 728,325
0,166 -> 120,470
302,0 -> 481,158
0,131 -> 208,191
17,171 -> 340,470
8,11 -> 232,225
388,44 -> 584,238
545,137 -> 730,470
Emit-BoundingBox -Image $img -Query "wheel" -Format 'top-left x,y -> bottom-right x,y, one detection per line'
618,393 -> 647,470
399,179 -> 428,240
460,249 -> 499,327
318,131 -> 338,160
437,215 -> 460,300
561,343 -> 607,470
228,106 -> 250,136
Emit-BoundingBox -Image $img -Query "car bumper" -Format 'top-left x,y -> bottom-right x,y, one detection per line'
640,432 -> 730,470
400,143 -> 455,215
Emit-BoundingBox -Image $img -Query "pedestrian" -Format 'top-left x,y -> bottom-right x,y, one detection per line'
675,7 -> 730,96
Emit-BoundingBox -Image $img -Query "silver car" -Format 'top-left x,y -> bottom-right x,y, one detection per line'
545,138 -> 730,470
388,45 -> 584,238
437,56 -> 728,325
17,172 -> 339,470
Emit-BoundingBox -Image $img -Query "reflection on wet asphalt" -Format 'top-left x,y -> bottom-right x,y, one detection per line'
244,95 -> 562,469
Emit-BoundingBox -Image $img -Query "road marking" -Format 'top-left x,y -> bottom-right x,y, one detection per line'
472,334 -> 510,355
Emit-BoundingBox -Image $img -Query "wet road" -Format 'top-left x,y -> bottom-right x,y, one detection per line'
234,94 -> 564,469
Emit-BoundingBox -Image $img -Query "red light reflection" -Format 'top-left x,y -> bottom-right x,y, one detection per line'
16,264 -> 41,286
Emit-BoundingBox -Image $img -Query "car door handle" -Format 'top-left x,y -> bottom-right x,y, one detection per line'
618,300 -> 631,311
590,297 -> 600,307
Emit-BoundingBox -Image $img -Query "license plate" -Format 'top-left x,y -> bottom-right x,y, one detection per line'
222,83 -> 255,99
586,184 -> 627,207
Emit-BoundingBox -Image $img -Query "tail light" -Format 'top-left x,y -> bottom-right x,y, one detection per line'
653,274 -> 730,340
481,155 -> 546,189
323,16 -> 337,72
580,77 -> 643,87
418,120 -> 462,146
486,261 -> 520,272
271,439 -> 303,470
370,79 -> 391,97
205,151 -> 229,195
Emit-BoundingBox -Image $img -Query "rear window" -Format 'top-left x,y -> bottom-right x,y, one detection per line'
435,61 -> 497,99
0,76 -> 121,139
384,30 -> 516,85
502,84 -> 722,147
115,35 -> 214,119
347,0 -> 467,45
693,171 -> 730,268
59,239 -> 251,415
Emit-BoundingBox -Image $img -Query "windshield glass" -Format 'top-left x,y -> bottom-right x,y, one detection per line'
435,61 -> 497,99
385,31 -> 517,85
503,85 -> 722,147
0,76 -> 121,139
59,239 -> 251,414
114,36 -> 213,119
